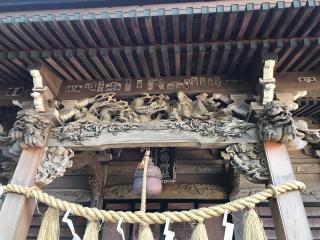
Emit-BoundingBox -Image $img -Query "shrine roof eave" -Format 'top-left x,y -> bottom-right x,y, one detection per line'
0,1 -> 317,52
0,37 -> 319,85
0,0 -> 221,12
0,0 -> 314,13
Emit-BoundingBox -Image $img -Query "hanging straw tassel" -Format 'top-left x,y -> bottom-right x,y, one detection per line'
37,207 -> 60,240
243,208 -> 267,240
138,224 -> 154,240
191,221 -> 208,240
83,221 -> 99,240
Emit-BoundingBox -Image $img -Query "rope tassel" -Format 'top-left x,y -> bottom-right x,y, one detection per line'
191,221 -> 208,240
138,224 -> 154,240
37,207 -> 60,240
83,221 -> 99,240
243,208 -> 267,240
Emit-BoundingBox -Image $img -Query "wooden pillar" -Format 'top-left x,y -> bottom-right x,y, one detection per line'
0,148 -> 44,240
264,142 -> 312,240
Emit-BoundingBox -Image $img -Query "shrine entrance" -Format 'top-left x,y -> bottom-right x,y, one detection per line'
0,1 -> 319,240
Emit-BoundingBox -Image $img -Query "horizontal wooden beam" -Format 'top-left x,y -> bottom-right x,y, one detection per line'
57,75 -> 247,99
57,71 -> 320,99
48,123 -> 259,150
104,184 -> 227,200
0,70 -> 319,106
276,72 -> 320,98
0,83 -> 32,105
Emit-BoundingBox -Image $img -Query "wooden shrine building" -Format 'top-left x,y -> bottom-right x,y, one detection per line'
0,0 -> 319,239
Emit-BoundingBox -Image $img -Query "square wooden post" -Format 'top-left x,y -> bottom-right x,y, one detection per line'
263,142 -> 312,240
0,148 -> 44,240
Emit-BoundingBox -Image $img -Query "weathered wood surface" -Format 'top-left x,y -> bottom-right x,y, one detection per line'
104,148 -> 227,186
101,147 -> 228,200
257,206 -> 320,240
0,148 -> 44,240
264,142 -> 312,240
58,75 -> 250,99
43,189 -> 92,202
36,148 -> 320,201
104,184 -> 226,200
0,71 -> 318,106
233,147 -> 320,240
108,164 -> 224,176
276,72 -> 320,98
34,65 -> 63,97
103,222 -> 131,240
0,83 -> 31,105
236,150 -> 320,202
48,126 -> 259,150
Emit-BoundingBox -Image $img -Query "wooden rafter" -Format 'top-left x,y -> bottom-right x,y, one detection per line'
0,1 -> 316,51
0,38 -> 317,83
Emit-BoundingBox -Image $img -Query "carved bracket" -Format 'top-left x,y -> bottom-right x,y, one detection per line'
222,143 -> 270,184
35,146 -> 74,186
257,100 -> 307,150
259,59 -> 276,105
30,69 -> 53,113
8,109 -> 53,156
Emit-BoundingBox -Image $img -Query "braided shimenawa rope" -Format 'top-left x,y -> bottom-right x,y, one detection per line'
2,181 -> 305,224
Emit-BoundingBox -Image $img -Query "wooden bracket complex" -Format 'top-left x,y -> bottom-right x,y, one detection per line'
29,64 -> 62,99
259,59 -> 276,105
29,69 -> 53,113
29,65 -> 62,125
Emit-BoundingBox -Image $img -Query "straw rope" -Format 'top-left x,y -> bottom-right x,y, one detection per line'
1,181 -> 305,225
138,147 -> 153,239
140,148 -> 150,213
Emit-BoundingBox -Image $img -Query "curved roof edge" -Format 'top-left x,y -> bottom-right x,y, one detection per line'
0,0 -> 212,12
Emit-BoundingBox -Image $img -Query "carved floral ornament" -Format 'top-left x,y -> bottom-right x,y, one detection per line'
51,91 -> 255,144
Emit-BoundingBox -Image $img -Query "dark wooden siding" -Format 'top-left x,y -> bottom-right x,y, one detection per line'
257,205 -> 320,240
